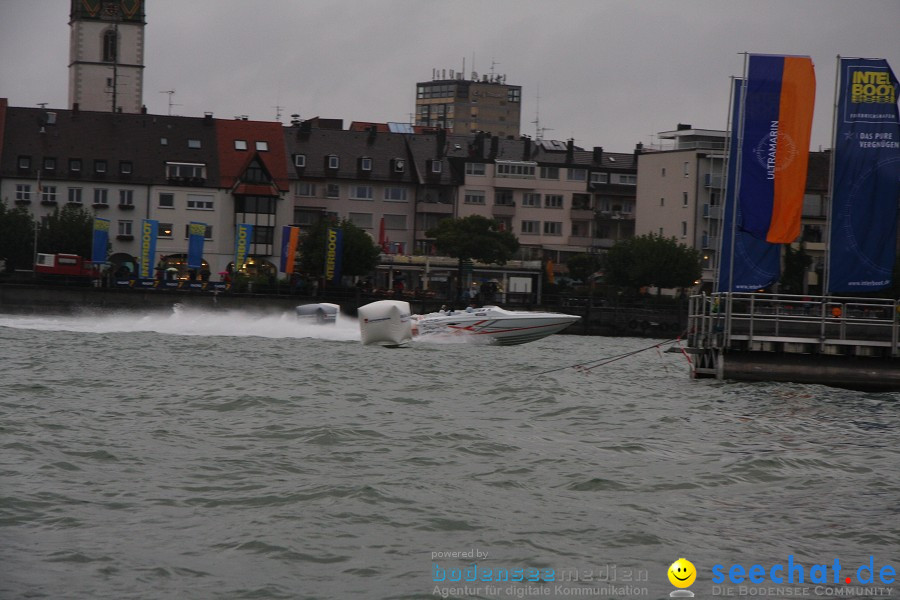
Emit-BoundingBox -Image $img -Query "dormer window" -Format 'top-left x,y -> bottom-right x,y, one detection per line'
429,159 -> 442,174
360,157 -> 373,171
234,140 -> 248,151
392,158 -> 406,173
188,139 -> 201,149
294,154 -> 306,168
327,155 -> 340,169
94,160 -> 107,174
255,141 -> 269,151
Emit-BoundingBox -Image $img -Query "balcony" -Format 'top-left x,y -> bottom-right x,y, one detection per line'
703,204 -> 722,219
701,235 -> 720,250
492,203 -> 516,216
416,201 -> 453,215
570,208 -> 594,220
568,235 -> 596,247
703,173 -> 724,188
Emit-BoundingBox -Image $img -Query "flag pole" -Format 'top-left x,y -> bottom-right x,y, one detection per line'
823,54 -> 841,297
728,52 -> 750,295
714,75 -> 738,294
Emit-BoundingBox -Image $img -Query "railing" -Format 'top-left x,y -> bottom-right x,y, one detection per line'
689,292 -> 899,356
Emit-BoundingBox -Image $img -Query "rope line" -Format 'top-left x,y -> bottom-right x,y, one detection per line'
536,332 -> 687,376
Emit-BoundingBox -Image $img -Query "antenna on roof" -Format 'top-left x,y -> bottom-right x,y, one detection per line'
273,105 -> 284,122
531,84 -> 553,140
159,90 -> 180,116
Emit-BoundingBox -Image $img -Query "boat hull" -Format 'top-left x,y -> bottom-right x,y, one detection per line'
413,307 -> 579,346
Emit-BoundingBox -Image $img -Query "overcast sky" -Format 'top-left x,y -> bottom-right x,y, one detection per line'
1,0 -> 898,153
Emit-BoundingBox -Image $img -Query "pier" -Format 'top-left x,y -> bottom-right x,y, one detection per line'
687,292 -> 900,391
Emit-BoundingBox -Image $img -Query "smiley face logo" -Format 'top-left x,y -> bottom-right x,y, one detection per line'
668,558 -> 696,588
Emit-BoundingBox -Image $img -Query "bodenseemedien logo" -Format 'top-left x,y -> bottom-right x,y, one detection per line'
669,558 -> 696,597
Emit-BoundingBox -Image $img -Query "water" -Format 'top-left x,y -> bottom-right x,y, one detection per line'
1,307 -> 898,600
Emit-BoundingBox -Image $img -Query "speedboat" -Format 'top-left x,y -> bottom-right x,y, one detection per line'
412,305 -> 580,346
296,303 -> 339,324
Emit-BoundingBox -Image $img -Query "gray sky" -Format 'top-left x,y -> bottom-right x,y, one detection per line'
2,0 -> 899,153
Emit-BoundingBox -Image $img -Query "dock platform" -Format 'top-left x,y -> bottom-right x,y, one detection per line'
687,292 -> 900,391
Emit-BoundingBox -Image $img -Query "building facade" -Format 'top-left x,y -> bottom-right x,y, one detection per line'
68,0 -> 146,114
415,73 -> 522,138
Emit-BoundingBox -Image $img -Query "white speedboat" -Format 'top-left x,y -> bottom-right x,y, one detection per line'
412,305 -> 580,346
296,303 -> 339,324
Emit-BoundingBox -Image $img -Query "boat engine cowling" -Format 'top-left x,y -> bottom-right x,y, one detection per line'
358,300 -> 413,346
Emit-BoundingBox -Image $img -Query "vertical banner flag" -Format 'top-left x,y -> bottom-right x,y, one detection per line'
718,78 -> 781,291
279,225 -> 300,274
739,54 -> 816,243
91,217 -> 110,264
187,222 -> 207,269
234,223 -> 253,274
828,58 -> 900,293
139,219 -> 158,279
324,227 -> 343,286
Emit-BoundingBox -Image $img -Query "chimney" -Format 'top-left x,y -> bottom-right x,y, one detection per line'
367,125 -> 377,144
592,146 -> 603,163
203,111 -> 213,123
634,142 -> 644,157
489,135 -> 499,159
566,138 -> 574,162
141,105 -> 147,114
677,123 -> 692,131
523,136 -> 532,160
72,102 -> 80,114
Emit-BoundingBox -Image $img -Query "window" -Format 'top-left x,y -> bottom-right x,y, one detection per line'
683,192 -> 689,207
507,88 -> 521,103
243,161 -> 267,183
15,184 -> 31,201
185,224 -> 213,240
544,194 -> 564,209
255,141 -> 269,151
69,158 -> 82,172
326,184 -> 340,198
572,194 -> 591,210
496,161 -> 536,178
684,162 -> 690,177
464,191 -> 486,205
235,196 -> 276,214
660,197 -> 665,207
522,193 -> 541,207
186,194 -> 214,210
102,29 -> 117,62
327,155 -> 340,169
234,140 -> 247,150
119,189 -> 134,207
392,158 -> 406,173
567,168 -> 587,181
539,166 -> 559,179
43,157 -> 56,171
41,186 -> 57,204
118,220 -> 133,236
68,188 -> 82,204
543,221 -> 563,235
348,212 -> 373,229
93,188 -> 109,206
94,160 -> 107,174
520,220 -> 540,234
166,162 -> 206,180
294,154 -> 306,168
590,172 -> 609,184
360,157 -> 373,171
430,160 -> 442,174
384,187 -> 408,202
572,221 -> 591,237
18,156 -> 31,170
349,185 -> 373,200
661,167 -> 667,177
384,214 -> 407,230
297,182 -> 316,197
615,174 -> 637,185
495,190 -> 514,206
252,226 -> 275,246
158,192 -> 174,208
465,163 -> 486,176
119,161 -> 132,174
158,223 -> 174,238
188,139 -> 201,149
160,137 -> 168,146
681,221 -> 688,237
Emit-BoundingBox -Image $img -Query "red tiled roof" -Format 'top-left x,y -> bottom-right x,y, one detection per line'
215,119 -> 289,192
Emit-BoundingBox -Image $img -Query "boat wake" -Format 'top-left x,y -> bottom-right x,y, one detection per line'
0,305 -> 361,341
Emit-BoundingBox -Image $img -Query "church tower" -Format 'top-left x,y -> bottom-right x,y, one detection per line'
68,1 -> 146,113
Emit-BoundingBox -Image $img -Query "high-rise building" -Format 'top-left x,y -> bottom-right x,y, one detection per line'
68,0 -> 146,113
415,69 -> 521,138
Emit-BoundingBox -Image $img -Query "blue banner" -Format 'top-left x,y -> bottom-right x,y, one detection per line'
827,58 -> 900,293
718,78 -> 781,291
325,227 -> 343,286
139,219 -> 158,279
234,223 -> 253,273
91,217 -> 110,264
187,222 -> 206,269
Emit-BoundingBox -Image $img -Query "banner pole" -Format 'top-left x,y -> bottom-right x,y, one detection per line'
823,54 -> 841,297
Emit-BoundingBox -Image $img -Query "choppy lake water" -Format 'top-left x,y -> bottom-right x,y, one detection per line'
1,307 -> 898,600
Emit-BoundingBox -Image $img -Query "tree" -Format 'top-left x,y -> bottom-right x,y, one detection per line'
298,217 -> 380,279
0,203 -> 36,271
566,252 -> 603,283
427,215 -> 519,298
37,204 -> 94,257
605,233 -> 701,292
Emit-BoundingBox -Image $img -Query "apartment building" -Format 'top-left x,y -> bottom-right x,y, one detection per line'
415,72 -> 522,138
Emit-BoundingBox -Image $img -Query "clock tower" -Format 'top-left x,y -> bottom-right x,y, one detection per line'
68,0 -> 146,113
